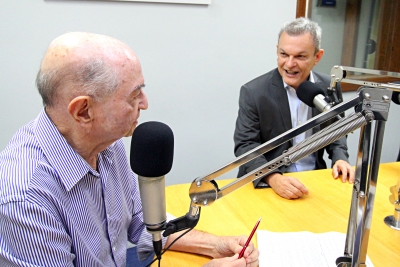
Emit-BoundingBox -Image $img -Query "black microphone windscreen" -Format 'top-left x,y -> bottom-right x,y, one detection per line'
392,81 -> 400,105
392,91 -> 400,105
130,121 -> 174,177
391,82 -> 400,105
297,81 -> 325,107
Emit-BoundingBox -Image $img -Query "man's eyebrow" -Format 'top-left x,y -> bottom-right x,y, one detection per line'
134,84 -> 146,90
279,48 -> 308,55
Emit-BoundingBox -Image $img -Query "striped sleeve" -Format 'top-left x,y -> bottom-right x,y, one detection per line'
0,201 -> 75,267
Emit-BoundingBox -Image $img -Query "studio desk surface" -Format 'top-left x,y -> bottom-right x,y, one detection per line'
159,162 -> 400,267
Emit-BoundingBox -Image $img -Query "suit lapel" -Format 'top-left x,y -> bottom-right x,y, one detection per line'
271,69 -> 292,132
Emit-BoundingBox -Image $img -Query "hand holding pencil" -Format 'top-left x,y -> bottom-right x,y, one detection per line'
239,217 -> 262,259
196,219 -> 260,267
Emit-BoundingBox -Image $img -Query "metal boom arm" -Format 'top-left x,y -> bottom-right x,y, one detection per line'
167,66 -> 400,267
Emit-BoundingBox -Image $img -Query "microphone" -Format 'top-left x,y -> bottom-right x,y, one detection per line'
297,81 -> 342,120
392,91 -> 400,105
130,121 -> 174,260
297,81 -> 332,112
389,81 -> 400,105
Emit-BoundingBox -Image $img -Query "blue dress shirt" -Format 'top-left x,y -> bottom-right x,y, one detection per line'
284,72 -> 316,172
0,109 -> 159,267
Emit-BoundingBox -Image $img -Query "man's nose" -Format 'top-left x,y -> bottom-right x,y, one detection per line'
286,56 -> 297,68
139,91 -> 149,110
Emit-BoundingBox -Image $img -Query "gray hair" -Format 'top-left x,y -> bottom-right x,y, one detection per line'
36,57 -> 120,107
278,17 -> 322,55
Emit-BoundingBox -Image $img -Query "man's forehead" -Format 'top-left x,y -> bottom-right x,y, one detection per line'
278,34 -> 315,52
43,36 -> 138,71
279,31 -> 313,43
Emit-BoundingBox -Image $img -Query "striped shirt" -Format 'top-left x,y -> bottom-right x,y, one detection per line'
0,109 -> 160,267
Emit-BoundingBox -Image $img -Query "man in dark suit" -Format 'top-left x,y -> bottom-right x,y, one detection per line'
234,17 -> 355,200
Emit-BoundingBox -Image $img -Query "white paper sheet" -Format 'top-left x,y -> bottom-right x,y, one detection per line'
257,230 -> 374,267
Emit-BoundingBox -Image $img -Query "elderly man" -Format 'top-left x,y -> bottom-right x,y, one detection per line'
0,32 -> 259,267
234,18 -> 355,200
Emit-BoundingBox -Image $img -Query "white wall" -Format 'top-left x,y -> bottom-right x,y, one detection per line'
0,0 -> 296,185
1,1 -> 398,187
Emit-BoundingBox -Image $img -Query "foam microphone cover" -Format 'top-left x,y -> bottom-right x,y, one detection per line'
391,81 -> 400,105
392,91 -> 400,105
130,121 -> 174,177
297,81 -> 326,108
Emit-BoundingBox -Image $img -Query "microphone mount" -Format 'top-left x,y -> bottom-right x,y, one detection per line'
162,209 -> 200,237
326,85 -> 342,107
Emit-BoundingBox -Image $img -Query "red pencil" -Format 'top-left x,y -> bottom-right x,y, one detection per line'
238,217 -> 262,259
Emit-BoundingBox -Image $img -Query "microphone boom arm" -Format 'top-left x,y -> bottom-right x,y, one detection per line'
330,65 -> 400,92
178,66 -> 400,267
189,109 -> 372,207
189,66 -> 400,208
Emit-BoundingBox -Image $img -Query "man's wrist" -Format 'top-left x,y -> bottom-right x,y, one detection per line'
264,173 -> 278,184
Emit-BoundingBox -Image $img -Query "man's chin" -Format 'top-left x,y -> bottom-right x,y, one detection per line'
125,121 -> 139,137
124,127 -> 136,137
125,129 -> 135,137
283,79 -> 300,89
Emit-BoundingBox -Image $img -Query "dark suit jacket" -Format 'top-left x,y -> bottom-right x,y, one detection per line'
234,68 -> 349,187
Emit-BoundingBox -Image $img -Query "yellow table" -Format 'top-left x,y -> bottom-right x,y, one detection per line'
160,162 -> 400,266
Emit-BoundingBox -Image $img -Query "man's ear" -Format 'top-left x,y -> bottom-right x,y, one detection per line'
68,96 -> 93,123
314,49 -> 324,65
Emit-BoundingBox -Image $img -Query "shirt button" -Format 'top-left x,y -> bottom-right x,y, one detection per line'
113,246 -> 116,252
107,214 -> 110,219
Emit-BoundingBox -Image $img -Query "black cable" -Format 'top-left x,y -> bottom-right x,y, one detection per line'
144,226 -> 195,267
145,209 -> 200,267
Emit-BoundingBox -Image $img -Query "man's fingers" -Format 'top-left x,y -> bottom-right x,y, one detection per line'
281,179 -> 308,199
340,168 -> 348,183
348,168 -> 355,183
332,161 -> 356,184
289,179 -> 309,195
332,167 -> 339,179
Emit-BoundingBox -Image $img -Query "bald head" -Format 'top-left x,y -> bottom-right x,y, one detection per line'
36,32 -> 140,107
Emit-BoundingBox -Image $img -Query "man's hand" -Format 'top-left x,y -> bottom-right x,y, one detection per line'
332,160 -> 355,183
167,232 -> 259,267
203,235 -> 259,267
202,254 -> 247,267
265,173 -> 309,200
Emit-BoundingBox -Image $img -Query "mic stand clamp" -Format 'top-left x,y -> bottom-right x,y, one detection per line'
146,208 -> 200,261
162,210 -> 200,237
326,85 -> 342,106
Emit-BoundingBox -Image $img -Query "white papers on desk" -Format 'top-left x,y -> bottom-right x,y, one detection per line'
257,230 -> 374,267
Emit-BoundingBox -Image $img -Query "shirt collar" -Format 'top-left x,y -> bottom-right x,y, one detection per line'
33,109 -> 115,191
